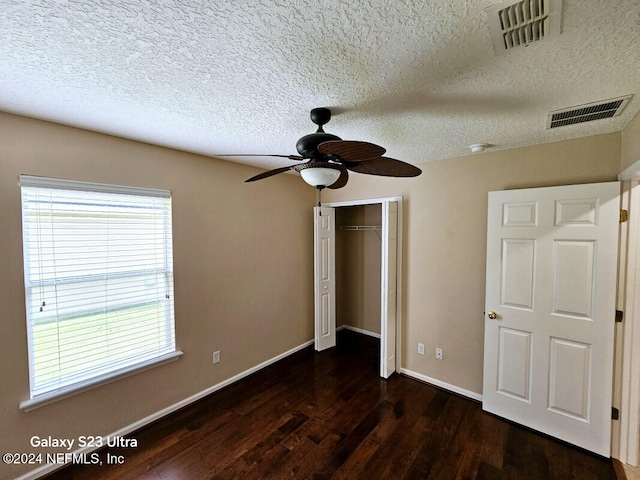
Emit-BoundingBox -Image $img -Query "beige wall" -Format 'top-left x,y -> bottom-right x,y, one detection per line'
336,204 -> 382,335
0,112 -> 315,479
622,112 -> 640,172
325,133 -> 621,394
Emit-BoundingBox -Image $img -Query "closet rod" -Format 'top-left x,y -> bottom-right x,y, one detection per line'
339,225 -> 382,231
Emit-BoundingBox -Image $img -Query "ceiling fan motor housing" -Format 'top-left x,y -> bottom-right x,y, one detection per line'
296,107 -> 341,159
296,131 -> 342,158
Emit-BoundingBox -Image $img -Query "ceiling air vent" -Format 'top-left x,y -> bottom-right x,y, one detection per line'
547,96 -> 632,129
486,0 -> 562,54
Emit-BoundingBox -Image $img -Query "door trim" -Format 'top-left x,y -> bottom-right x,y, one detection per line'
323,196 -> 403,377
616,164 -> 640,465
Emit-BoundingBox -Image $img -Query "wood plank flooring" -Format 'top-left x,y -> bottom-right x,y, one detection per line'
46,330 -> 618,479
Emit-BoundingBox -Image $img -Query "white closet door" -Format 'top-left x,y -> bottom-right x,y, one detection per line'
380,201 -> 398,378
314,206 -> 336,351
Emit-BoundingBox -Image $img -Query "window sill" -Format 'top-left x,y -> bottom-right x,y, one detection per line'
19,350 -> 183,412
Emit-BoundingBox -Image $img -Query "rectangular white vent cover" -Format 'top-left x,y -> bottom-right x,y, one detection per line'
547,96 -> 633,129
486,0 -> 562,54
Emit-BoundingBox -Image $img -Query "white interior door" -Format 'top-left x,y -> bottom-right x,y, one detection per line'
314,206 -> 336,351
380,201 -> 398,378
483,182 -> 620,456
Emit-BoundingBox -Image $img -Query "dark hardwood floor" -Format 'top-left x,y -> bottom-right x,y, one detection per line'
46,330 -> 617,479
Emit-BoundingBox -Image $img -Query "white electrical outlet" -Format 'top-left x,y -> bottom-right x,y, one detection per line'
418,343 -> 425,355
213,350 -> 221,364
435,348 -> 443,360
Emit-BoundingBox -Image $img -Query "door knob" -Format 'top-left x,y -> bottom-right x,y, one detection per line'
487,311 -> 498,320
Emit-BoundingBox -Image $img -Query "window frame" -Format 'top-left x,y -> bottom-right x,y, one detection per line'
19,175 -> 182,411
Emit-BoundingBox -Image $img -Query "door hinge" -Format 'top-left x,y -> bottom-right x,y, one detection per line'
612,407 -> 620,420
620,210 -> 629,223
616,310 -> 624,323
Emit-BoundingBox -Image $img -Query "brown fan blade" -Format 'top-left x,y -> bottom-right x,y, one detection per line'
244,165 -> 294,182
317,140 -> 386,161
346,157 -> 422,177
328,167 -> 349,189
221,154 -> 304,160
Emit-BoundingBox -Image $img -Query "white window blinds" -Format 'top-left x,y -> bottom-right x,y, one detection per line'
20,175 -> 177,400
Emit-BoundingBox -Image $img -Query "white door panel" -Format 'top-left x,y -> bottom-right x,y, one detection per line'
381,201 -> 398,378
314,206 -> 336,351
483,182 -> 620,456
497,327 -> 532,401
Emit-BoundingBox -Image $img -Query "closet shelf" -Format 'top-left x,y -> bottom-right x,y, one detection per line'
339,225 -> 382,231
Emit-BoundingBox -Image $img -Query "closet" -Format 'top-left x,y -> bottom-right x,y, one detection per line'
335,204 -> 382,338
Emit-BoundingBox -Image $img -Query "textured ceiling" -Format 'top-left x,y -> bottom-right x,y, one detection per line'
1,0 -> 639,175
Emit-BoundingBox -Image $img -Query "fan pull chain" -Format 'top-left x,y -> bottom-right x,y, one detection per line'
317,187 -> 324,215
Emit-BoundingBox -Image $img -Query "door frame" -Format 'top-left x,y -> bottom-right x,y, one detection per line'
616,161 -> 640,465
322,196 -> 403,377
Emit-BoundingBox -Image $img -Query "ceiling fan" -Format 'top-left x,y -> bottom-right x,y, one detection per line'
231,108 -> 422,190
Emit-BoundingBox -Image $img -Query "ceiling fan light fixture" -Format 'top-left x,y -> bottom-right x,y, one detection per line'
299,166 -> 342,188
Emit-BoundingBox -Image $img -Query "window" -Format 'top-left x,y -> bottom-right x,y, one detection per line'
19,175 -> 180,409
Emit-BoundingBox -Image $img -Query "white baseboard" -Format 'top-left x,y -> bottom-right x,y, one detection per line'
399,368 -> 483,402
18,339 -> 315,480
337,324 -> 381,339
